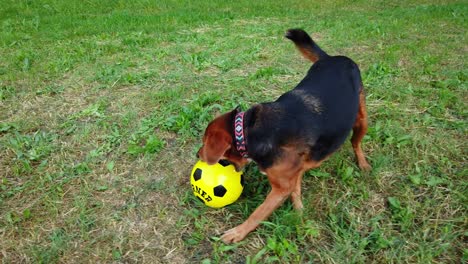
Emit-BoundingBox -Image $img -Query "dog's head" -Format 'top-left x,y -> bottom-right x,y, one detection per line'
197,108 -> 249,170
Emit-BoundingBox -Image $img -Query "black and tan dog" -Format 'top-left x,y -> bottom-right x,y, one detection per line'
197,29 -> 371,243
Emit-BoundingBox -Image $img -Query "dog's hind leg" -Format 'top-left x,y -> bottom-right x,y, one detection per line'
351,89 -> 371,171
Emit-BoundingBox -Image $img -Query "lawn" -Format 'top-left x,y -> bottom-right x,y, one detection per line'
0,0 -> 466,263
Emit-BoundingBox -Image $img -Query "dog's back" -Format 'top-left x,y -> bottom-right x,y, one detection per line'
245,30 -> 362,168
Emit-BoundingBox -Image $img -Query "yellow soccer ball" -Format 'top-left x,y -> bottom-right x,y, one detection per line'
190,160 -> 244,208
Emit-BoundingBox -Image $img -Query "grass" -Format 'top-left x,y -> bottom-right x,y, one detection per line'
0,0 -> 466,263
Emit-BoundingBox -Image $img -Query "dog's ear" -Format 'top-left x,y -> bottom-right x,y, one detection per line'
203,130 -> 231,164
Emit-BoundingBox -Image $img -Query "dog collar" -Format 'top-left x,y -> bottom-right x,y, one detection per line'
234,111 -> 249,158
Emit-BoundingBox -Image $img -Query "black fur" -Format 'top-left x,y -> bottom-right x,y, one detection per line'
238,31 -> 362,170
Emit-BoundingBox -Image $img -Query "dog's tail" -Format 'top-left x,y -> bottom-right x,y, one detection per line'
285,29 -> 328,63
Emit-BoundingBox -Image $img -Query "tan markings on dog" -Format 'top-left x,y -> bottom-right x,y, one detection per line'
290,89 -> 322,113
351,88 -> 371,171
298,46 -> 319,62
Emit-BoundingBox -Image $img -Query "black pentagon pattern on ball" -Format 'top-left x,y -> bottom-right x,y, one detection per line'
218,159 -> 231,167
213,185 -> 227,197
193,168 -> 202,181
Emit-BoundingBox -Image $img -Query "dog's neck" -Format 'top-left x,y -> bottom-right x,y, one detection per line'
234,111 -> 249,158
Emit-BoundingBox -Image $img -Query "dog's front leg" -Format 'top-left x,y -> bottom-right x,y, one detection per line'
221,186 -> 291,243
221,167 -> 298,243
290,172 -> 304,211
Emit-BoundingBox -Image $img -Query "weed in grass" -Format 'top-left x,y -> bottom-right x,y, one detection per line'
31,228 -> 70,264
127,134 -> 164,156
0,122 -> 18,133
35,84 -> 64,96
0,85 -> 16,100
72,101 -> 108,120
4,130 -> 56,175
387,197 -> 414,232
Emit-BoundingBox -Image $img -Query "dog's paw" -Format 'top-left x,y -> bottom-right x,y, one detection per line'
293,199 -> 304,211
291,194 -> 304,211
358,160 -> 372,171
221,225 -> 248,244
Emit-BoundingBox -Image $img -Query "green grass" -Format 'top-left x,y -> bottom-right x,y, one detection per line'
1,0 -> 466,263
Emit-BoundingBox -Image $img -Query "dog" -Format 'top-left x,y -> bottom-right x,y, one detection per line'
197,29 -> 371,243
